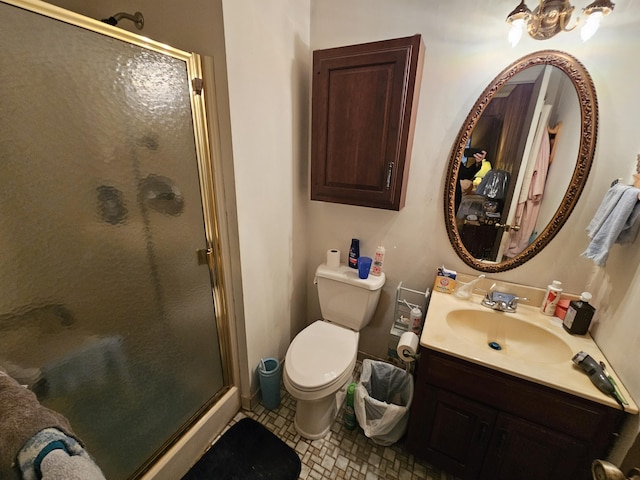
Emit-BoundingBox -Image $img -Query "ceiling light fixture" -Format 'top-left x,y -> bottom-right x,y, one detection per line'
506,0 -> 615,47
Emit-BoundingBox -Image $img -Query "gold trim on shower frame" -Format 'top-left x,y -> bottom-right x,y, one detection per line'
2,0 -> 234,475
4,0 -> 190,61
187,52 -> 234,388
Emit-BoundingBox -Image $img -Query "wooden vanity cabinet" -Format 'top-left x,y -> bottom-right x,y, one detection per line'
311,35 -> 424,210
406,350 -> 625,480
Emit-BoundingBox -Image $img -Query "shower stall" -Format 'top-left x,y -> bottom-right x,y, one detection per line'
0,1 -> 233,478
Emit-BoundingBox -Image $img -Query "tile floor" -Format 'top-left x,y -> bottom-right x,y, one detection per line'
212,363 -> 460,480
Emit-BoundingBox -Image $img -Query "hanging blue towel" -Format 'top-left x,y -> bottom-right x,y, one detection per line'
582,183 -> 640,266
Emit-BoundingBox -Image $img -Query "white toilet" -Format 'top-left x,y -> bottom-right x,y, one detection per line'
283,263 -> 385,439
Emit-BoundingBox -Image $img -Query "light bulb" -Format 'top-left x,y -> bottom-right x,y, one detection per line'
508,18 -> 525,47
581,11 -> 602,42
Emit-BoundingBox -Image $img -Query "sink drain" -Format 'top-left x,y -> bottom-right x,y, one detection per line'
488,341 -> 502,351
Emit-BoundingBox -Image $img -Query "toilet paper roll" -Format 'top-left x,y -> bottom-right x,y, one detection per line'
397,331 -> 419,362
326,249 -> 341,269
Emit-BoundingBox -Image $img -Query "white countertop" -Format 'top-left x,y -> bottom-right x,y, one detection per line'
420,290 -> 638,414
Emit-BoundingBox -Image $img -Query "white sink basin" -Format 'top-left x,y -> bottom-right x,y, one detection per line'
446,309 -> 573,364
420,289 -> 637,413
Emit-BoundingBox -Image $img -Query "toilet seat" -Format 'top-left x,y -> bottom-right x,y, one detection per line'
285,320 -> 357,393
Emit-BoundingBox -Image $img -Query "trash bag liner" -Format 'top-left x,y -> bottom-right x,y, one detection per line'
354,359 -> 414,446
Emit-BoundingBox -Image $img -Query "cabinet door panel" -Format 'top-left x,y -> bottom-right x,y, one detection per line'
325,65 -> 394,188
311,35 -> 423,210
424,387 -> 497,479
422,349 -> 622,441
482,413 -> 586,480
409,351 -> 623,480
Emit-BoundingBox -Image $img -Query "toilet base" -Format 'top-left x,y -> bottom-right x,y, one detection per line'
294,396 -> 336,440
291,376 -> 353,440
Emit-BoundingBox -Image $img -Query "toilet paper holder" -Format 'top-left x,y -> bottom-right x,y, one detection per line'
397,330 -> 421,365
400,347 -> 420,362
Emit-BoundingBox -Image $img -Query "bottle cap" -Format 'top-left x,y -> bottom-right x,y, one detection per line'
551,280 -> 562,289
580,292 -> 592,302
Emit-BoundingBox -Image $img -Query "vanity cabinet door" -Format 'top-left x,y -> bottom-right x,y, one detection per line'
481,413 -> 586,480
407,350 -> 624,480
311,35 -> 424,210
407,386 -> 497,479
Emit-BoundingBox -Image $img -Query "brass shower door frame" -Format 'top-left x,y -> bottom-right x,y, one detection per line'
3,0 -> 234,431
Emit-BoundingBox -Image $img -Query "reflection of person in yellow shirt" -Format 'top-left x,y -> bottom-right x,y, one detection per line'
473,154 -> 492,188
458,150 -> 489,196
456,150 -> 491,214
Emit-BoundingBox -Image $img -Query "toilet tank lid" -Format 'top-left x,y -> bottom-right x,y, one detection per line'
316,264 -> 385,291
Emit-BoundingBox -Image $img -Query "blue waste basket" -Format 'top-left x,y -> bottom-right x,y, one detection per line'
258,358 -> 282,410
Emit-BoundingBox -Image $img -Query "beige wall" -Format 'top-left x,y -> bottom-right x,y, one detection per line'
26,0 -> 640,464
309,0 -> 640,464
221,0 -> 310,406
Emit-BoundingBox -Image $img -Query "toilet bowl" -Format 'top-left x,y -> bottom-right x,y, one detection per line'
283,264 -> 385,439
283,320 -> 358,439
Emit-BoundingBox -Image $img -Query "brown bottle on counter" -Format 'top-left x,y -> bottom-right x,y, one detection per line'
563,292 -> 595,335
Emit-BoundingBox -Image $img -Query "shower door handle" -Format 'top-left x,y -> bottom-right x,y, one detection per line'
197,248 -> 213,265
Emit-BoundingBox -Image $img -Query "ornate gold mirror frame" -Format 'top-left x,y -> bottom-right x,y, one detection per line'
444,50 -> 597,272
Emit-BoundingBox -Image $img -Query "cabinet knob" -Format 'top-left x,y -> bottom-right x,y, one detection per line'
495,429 -> 510,456
476,422 -> 489,444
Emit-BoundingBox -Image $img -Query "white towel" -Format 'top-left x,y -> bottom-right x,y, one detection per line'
39,449 -> 105,480
582,184 -> 640,266
17,428 -> 105,480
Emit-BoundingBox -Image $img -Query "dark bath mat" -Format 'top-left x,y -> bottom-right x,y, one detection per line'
181,417 -> 301,480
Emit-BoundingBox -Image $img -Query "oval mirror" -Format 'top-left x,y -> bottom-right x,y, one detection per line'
444,50 -> 597,273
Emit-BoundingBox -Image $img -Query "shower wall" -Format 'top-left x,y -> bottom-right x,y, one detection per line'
0,2 -> 227,478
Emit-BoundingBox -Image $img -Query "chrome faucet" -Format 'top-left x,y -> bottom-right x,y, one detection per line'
481,291 -> 524,313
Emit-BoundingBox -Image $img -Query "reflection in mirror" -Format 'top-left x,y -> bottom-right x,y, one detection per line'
444,51 -> 597,273
456,65 -> 576,260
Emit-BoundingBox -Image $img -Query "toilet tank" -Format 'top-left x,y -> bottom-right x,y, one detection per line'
315,264 -> 386,331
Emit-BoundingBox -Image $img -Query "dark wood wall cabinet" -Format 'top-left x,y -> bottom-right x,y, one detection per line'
406,350 -> 626,480
311,35 -> 424,210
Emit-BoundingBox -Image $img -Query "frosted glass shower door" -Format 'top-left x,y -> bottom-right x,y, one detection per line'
0,2 -> 226,479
